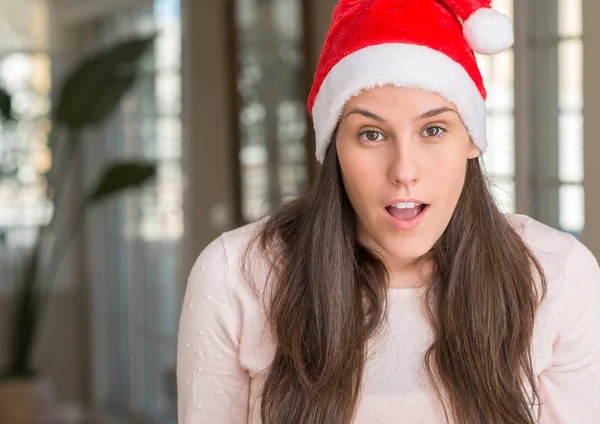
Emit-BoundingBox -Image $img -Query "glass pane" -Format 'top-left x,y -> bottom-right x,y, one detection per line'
0,52 -> 52,230
482,113 -> 515,178
236,0 -> 307,222
492,0 -> 513,20
489,177 -> 516,213
559,112 -> 583,183
476,19 -> 515,188
559,39 -> 582,111
560,184 -> 584,234
157,118 -> 182,158
92,1 -> 182,421
156,72 -> 181,116
0,0 -> 48,51
154,1 -> 181,72
559,0 -> 582,37
478,49 -> 514,112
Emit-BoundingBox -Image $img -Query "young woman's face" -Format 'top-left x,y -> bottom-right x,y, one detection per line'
336,85 -> 480,272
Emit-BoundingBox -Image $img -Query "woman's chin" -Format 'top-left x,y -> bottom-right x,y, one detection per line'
369,236 -> 432,265
387,246 -> 430,264
357,220 -> 437,262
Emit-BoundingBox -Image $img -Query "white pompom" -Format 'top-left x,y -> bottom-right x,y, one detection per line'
463,8 -> 514,55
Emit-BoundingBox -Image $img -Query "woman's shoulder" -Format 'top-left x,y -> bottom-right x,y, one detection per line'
186,218 -> 269,301
505,213 -> 600,306
195,218 -> 265,264
219,219 -> 269,283
506,212 -> 599,270
505,213 -> 576,257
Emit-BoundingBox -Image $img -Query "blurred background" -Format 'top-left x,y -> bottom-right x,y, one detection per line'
0,0 -> 597,423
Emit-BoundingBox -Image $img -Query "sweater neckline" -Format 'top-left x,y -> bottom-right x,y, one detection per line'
388,286 -> 426,300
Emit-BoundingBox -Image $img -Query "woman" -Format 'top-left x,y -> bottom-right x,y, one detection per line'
177,0 -> 600,423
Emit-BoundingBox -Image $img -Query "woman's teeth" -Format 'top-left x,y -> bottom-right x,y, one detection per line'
392,202 -> 422,209
386,203 -> 426,221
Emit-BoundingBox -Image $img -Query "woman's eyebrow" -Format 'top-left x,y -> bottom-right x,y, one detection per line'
413,107 -> 458,122
344,108 -> 387,123
343,106 -> 458,123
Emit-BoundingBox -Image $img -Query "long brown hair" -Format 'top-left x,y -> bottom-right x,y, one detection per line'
243,136 -> 547,424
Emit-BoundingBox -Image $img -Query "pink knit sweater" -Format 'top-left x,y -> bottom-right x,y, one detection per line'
177,214 -> 600,423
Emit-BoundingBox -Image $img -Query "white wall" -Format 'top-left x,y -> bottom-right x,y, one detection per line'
582,0 -> 600,258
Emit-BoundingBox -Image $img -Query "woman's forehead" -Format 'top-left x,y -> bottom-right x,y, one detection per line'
343,86 -> 458,117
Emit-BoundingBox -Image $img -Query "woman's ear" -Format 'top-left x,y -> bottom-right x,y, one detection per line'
467,140 -> 481,159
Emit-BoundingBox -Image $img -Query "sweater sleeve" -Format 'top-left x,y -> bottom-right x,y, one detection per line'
177,236 -> 249,424
537,237 -> 600,423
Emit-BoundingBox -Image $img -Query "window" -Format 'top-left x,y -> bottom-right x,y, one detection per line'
0,2 -> 52,290
477,0 -> 584,235
235,0 -> 308,222
558,0 -> 583,234
0,0 -> 52,234
513,0 -> 585,235
87,1 -> 182,422
476,0 -> 516,214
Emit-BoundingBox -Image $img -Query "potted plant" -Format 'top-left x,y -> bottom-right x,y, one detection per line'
0,34 -> 157,423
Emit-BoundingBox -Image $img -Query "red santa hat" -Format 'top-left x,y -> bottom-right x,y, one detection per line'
308,0 -> 514,163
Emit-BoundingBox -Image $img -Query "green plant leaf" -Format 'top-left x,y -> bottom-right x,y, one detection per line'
0,86 -> 15,121
55,34 -> 157,128
87,162 -> 156,203
86,74 -> 137,124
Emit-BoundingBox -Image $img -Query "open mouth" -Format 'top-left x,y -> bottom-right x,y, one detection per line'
385,202 -> 428,221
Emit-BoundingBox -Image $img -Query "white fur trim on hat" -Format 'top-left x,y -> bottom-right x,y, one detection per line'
311,43 -> 487,163
463,8 -> 514,55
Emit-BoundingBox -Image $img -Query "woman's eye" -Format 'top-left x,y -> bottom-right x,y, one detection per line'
422,126 -> 446,138
360,129 -> 384,143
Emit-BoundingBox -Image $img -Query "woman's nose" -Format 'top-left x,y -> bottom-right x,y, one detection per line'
386,140 -> 420,187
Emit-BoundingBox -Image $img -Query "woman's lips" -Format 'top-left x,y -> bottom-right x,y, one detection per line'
385,204 -> 426,221
384,204 -> 429,230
